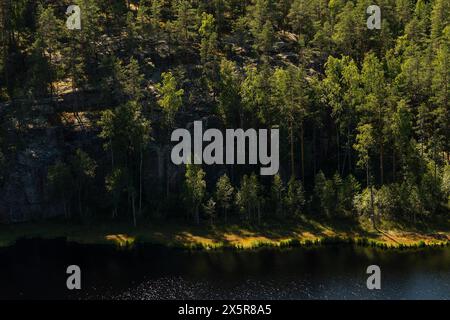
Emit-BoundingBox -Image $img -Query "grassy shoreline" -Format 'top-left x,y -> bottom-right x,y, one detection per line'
1,219 -> 449,250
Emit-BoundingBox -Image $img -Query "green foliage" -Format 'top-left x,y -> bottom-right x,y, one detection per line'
199,12 -> 219,87
70,149 -> 97,197
271,174 -> 285,217
215,174 -> 234,221
270,65 -> 309,177
47,149 -> 96,219
156,72 -> 184,129
285,177 -> 305,218
248,0 -> 277,54
174,0 -> 197,42
236,174 -> 261,222
203,198 -> 217,226
353,187 -> 373,218
354,123 -> 375,170
442,165 -> 450,206
241,65 -> 272,125
105,167 -> 127,218
47,161 -> 73,218
312,172 -> 360,218
3,0 -> 450,227
184,163 -> 206,224
98,100 -> 151,224
217,59 -> 242,126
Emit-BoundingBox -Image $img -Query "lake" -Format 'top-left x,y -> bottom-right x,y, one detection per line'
0,239 -> 449,300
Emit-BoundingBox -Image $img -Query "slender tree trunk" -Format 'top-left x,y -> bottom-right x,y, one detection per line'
368,163 -> 376,229
195,204 -> 200,225
336,125 -> 340,173
78,187 -> 82,217
290,124 -> 295,178
392,149 -> 396,182
258,201 -> 261,225
132,191 -> 137,227
166,162 -> 170,198
433,141 -> 437,181
63,200 -> 67,219
313,127 -> 317,175
127,190 -> 131,216
366,162 -> 369,189
347,125 -> 352,174
139,145 -> 143,216
380,142 -> 384,185
110,139 -> 114,168
300,125 -> 305,180
49,51 -> 54,99
341,151 -> 347,177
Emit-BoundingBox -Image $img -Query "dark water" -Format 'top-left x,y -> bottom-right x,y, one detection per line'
0,239 -> 449,300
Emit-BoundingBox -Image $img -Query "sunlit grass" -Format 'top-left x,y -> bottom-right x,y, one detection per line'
105,234 -> 136,248
0,219 -> 448,250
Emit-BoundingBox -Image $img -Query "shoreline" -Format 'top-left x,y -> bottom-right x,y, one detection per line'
1,220 -> 449,250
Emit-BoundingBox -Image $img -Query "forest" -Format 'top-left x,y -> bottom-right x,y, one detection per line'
0,0 -> 448,238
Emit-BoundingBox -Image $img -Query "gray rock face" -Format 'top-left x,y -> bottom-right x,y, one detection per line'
0,128 -> 62,223
0,102 -> 239,224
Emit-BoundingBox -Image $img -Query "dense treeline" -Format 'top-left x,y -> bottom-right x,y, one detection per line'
0,0 -> 448,228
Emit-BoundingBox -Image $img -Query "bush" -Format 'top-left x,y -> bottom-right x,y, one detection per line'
285,177 -> 305,217
353,187 -> 374,217
442,165 -> 450,206
313,172 -> 358,218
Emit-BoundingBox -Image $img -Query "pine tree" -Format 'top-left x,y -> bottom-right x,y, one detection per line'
174,0 -> 196,43
156,72 -> 184,129
47,161 -> 74,219
271,174 -> 284,217
98,101 -> 151,225
185,163 -> 206,225
35,5 -> 62,97
248,0 -> 277,56
354,123 -> 376,228
199,12 -> 219,88
217,59 -> 242,127
215,174 -> 234,222
360,53 -> 389,185
70,149 -> 97,218
241,64 -> 272,126
271,65 -> 309,179
285,177 -> 305,218
203,198 -> 217,226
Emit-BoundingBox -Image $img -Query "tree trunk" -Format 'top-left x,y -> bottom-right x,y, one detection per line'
392,149 -> 396,182
139,145 -> 143,216
346,125 -> 352,174
300,125 -> 305,180
380,142 -> 384,185
132,191 -> 137,227
341,151 -> 347,177
336,126 -> 340,173
368,164 -> 376,230
195,205 -> 200,225
258,202 -> 261,225
110,139 -> 114,168
78,187 -> 82,217
63,200 -> 68,219
166,158 -> 170,198
290,124 -> 295,178
313,127 -> 317,175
